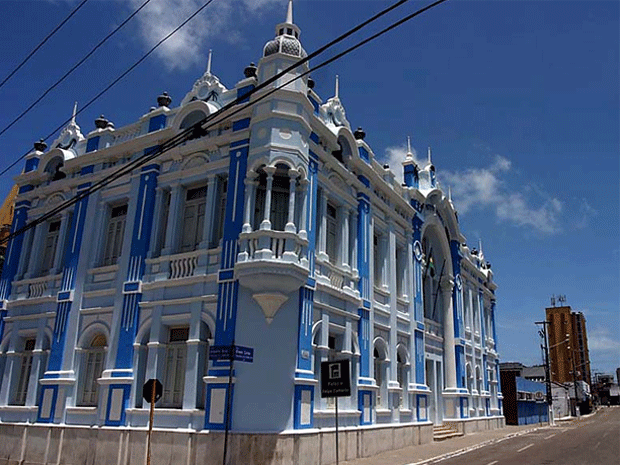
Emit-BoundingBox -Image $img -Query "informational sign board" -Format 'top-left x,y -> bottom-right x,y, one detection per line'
321,359 -> 351,398
209,344 -> 254,363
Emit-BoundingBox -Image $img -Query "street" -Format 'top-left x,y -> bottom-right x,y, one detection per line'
342,407 -> 620,465
426,407 -> 619,465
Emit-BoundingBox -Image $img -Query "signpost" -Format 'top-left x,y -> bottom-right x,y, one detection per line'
321,359 -> 351,465
209,343 -> 254,465
142,379 -> 163,465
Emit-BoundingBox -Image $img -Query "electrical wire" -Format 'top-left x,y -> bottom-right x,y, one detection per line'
0,0 -> 91,91
1,0 -> 449,247
0,0 -> 154,140
0,0 -> 216,179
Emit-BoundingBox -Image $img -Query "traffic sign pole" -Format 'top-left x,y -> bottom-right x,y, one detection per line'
335,397 -> 339,465
222,343 -> 235,465
146,379 -> 156,465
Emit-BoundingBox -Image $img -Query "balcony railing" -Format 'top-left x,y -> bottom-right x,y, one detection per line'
237,229 -> 308,265
146,248 -> 219,280
316,258 -> 358,293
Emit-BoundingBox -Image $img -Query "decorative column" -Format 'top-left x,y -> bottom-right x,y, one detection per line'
242,172 -> 258,234
441,277 -> 457,390
101,161 -> 160,426
260,166 -> 275,230
204,141 -> 248,430
38,180 -> 92,423
285,169 -> 298,233
24,222 -> 45,279
356,191 -> 374,424
341,208 -> 350,271
51,211 -> 71,274
293,156 -> 317,430
387,222 -> 400,417
161,183 -> 182,255
317,189 -> 328,261
183,301 -> 203,410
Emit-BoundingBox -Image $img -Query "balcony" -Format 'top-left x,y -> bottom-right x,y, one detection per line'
235,229 -> 309,323
145,248 -> 220,281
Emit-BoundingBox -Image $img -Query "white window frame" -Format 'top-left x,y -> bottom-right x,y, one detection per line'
102,204 -> 127,266
326,203 -> 338,264
13,338 -> 35,405
78,334 -> 106,407
40,219 -> 61,273
161,327 -> 189,408
180,185 -> 207,253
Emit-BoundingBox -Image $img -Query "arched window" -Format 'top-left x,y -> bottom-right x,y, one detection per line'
397,349 -> 408,408
13,338 -> 36,405
180,110 -> 208,140
44,157 -> 66,182
78,334 -> 106,406
374,342 -> 388,408
162,327 -> 189,408
253,164 -> 290,231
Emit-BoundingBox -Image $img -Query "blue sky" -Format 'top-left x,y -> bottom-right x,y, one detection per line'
0,0 -> 617,375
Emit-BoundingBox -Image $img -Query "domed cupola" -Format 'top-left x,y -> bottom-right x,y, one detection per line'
263,0 -> 307,59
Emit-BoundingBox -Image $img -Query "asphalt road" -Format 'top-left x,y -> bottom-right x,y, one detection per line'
426,407 -> 620,465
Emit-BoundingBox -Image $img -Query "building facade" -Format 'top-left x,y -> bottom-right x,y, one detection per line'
546,305 -> 591,386
499,367 -> 548,426
0,3 -> 503,463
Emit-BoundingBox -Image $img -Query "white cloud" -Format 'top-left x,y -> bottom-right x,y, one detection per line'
587,326 -> 620,354
126,0 -> 282,71
383,144 -> 418,185
440,155 -> 563,234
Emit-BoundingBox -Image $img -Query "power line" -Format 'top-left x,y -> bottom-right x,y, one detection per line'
0,0 -> 154,140
0,0 -> 91,91
1,0 -> 449,247
0,0 -> 216,179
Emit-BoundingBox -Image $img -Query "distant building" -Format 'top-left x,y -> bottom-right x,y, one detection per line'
0,185 -> 17,272
546,305 -> 591,386
499,365 -> 548,425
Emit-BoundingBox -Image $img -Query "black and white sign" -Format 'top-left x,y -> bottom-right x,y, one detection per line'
142,379 -> 163,403
321,359 -> 351,398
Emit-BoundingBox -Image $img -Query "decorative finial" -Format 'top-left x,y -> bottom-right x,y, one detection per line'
71,101 -> 78,124
427,146 -> 432,163
479,239 -> 483,257
206,49 -> 212,75
286,0 -> 294,24
448,186 -> 452,202
335,74 -> 339,99
406,136 -> 413,159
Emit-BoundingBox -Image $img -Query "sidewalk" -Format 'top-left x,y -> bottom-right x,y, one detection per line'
340,422 -> 550,465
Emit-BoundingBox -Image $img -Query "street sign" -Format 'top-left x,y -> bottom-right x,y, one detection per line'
321,359 -> 351,398
142,379 -> 162,403
209,344 -> 254,363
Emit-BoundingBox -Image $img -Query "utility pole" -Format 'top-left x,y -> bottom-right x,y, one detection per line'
535,320 -> 553,424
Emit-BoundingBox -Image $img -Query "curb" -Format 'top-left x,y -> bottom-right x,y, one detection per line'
406,426 -> 545,465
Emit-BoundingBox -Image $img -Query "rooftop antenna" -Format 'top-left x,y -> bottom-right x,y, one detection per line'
551,295 -> 556,307
558,295 -> 567,305
206,49 -> 213,75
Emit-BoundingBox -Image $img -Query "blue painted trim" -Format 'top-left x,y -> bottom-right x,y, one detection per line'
80,165 -> 94,176
18,185 -> 33,194
293,385 -> 314,429
24,157 -> 39,172
297,288 -> 314,373
309,132 -> 319,144
232,118 -> 251,132
309,150 -> 319,162
416,394 -> 428,421
0,204 -> 29,302
415,330 -> 425,385
148,114 -> 166,133
86,136 -> 100,153
237,84 -> 254,104
358,147 -> 369,163
358,175 -> 370,188
306,277 -> 316,288
460,397 -> 469,418
144,145 -> 161,157
229,138 -> 250,148
362,300 -> 371,309
358,308 -> 370,379
105,384 -> 131,426
416,322 -> 424,331
205,383 -> 234,430
358,390 -> 373,425
123,281 -> 141,293
111,370 -> 132,377
57,290 -> 72,302
141,164 -> 160,173
218,270 -> 234,282
309,96 -> 319,115
36,385 -> 58,423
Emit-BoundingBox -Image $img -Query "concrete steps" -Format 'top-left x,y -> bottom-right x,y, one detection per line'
433,423 -> 464,441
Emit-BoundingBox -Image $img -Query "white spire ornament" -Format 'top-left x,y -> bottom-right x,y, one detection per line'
286,0 -> 294,24
335,74 -> 340,99
71,101 -> 78,124
206,49 -> 213,75
406,136 -> 413,159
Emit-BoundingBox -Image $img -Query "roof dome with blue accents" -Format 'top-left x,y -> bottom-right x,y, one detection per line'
263,0 -> 307,59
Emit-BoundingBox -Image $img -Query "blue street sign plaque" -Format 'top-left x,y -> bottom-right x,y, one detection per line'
209,344 -> 253,363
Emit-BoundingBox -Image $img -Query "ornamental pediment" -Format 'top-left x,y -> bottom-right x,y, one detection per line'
181,73 -> 228,107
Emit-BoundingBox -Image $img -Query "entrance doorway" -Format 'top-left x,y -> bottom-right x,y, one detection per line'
426,357 -> 444,424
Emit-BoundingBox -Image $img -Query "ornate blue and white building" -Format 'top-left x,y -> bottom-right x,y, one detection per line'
0,3 -> 503,464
